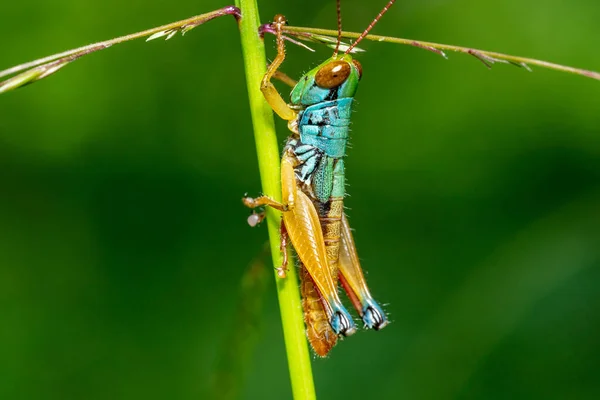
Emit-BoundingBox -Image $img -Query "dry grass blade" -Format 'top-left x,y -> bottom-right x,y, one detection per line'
0,46 -> 105,94
276,25 -> 600,81
259,24 -> 364,53
0,6 -> 241,94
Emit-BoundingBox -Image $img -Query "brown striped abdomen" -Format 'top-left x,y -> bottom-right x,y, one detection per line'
318,197 -> 344,277
300,264 -> 337,357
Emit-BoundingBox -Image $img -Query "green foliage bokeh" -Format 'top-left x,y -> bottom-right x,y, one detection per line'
1,0 -> 599,399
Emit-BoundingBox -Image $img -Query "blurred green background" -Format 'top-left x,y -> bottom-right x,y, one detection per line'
1,0 -> 600,399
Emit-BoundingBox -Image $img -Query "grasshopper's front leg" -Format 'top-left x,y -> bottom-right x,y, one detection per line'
260,15 -> 297,122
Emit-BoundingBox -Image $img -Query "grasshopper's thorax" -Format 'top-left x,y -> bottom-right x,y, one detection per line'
285,54 -> 362,200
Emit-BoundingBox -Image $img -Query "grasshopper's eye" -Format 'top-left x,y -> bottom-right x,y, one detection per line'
314,61 -> 351,89
352,59 -> 363,80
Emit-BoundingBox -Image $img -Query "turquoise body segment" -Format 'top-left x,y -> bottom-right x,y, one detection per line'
332,159 -> 345,198
293,97 -> 353,202
298,98 -> 353,158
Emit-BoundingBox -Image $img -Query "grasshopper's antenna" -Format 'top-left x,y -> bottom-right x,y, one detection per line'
333,0 -> 343,57
345,0 -> 396,54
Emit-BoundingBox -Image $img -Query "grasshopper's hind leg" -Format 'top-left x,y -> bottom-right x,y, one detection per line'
338,213 -> 389,330
279,154 -> 357,336
243,152 -> 357,336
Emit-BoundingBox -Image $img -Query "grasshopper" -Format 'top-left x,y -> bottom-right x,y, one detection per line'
244,1 -> 395,356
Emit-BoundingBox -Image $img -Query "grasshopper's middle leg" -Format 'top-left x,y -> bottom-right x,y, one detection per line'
242,196 -> 288,212
243,152 -> 298,277
272,70 -> 297,88
243,197 -> 290,277
242,150 -> 298,213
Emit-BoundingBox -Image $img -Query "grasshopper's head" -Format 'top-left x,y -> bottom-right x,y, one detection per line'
290,54 -> 362,107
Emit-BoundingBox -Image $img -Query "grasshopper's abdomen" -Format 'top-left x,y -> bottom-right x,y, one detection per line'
300,264 -> 337,357
319,198 -> 344,277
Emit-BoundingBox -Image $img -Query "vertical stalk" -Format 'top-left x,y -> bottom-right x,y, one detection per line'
234,1 -> 316,399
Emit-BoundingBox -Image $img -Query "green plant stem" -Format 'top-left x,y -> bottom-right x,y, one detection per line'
235,1 -> 316,399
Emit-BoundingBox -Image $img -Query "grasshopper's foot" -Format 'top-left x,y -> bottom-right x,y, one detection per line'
242,196 -> 261,208
329,303 -> 357,337
362,299 -> 389,330
275,266 -> 288,279
242,195 -> 288,212
247,211 -> 265,227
